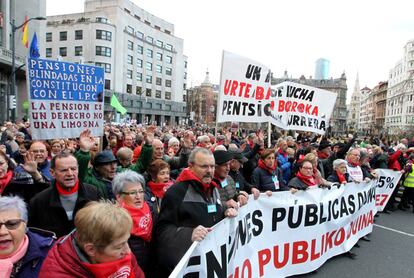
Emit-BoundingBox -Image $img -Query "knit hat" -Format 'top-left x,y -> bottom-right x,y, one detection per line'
213,150 -> 234,165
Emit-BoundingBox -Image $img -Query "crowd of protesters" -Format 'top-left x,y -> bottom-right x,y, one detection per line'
0,120 -> 413,277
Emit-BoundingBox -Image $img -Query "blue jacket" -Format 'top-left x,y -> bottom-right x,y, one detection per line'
15,228 -> 55,278
277,152 -> 292,184
251,166 -> 287,192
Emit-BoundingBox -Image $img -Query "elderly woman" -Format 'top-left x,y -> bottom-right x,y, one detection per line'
167,137 -> 180,157
50,140 -> 63,158
40,201 -> 144,277
0,196 -> 55,278
327,159 -> 352,185
289,160 -> 331,192
147,159 -> 174,213
252,148 -> 287,192
113,170 -> 154,273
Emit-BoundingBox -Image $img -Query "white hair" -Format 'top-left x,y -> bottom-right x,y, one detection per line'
168,137 -> 180,147
0,196 -> 28,221
112,170 -> 146,196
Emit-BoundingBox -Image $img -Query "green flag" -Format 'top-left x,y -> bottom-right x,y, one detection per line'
110,94 -> 127,115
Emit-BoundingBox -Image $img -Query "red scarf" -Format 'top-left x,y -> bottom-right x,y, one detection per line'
317,150 -> 330,159
248,141 -> 255,150
258,159 -> 276,174
278,148 -> 287,158
336,170 -> 346,184
347,161 -> 360,167
147,180 -> 174,199
121,202 -> 153,242
176,168 -> 218,192
296,171 -> 318,187
56,180 -> 79,195
81,253 -> 135,278
0,171 -> 13,194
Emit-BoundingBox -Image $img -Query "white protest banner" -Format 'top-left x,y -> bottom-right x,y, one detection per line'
373,169 -> 403,211
270,81 -> 337,135
27,58 -> 105,140
217,51 -> 272,123
171,182 -> 376,278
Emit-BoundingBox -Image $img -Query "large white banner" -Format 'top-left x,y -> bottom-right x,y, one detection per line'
270,81 -> 337,134
27,58 -> 105,140
217,51 -> 272,123
171,182 -> 376,278
374,169 -> 403,211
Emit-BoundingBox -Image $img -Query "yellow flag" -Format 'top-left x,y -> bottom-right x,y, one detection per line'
22,15 -> 28,48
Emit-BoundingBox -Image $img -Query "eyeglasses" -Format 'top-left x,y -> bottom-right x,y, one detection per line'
301,166 -> 313,170
0,219 -> 25,230
194,164 -> 215,170
121,190 -> 145,196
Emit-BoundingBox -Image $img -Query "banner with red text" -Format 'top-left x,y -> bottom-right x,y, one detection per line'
217,51 -> 272,123
27,58 -> 105,140
270,81 -> 337,134
171,182 -> 376,278
374,169 -> 403,211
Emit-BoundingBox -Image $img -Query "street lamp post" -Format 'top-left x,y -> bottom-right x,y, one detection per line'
9,16 -> 46,121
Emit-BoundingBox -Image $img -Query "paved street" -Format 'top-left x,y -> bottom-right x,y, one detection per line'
294,209 -> 414,278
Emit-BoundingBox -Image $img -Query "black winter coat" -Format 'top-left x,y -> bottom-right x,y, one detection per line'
28,181 -> 101,238
252,166 -> 287,192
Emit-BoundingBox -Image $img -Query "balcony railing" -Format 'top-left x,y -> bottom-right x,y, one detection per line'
0,46 -> 25,66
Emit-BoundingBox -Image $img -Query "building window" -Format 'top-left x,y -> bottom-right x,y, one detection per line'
165,80 -> 171,87
136,86 -> 142,95
96,30 -> 112,41
46,48 -> 52,57
75,30 -> 83,40
124,8 -> 131,14
96,46 -> 111,57
134,14 -> 141,21
156,65 -> 162,74
146,36 -> 153,44
127,40 -> 133,50
146,75 -> 152,83
165,91 -> 171,100
184,61 -> 187,68
137,45 -> 143,54
127,70 -> 133,79
166,44 -> 173,51
136,31 -> 144,39
59,31 -> 67,41
165,30 -> 171,35
156,40 -> 163,48
46,32 -> 52,42
96,17 -> 109,23
156,77 -> 162,86
154,25 -> 161,31
146,62 -> 152,71
126,26 -> 134,34
74,46 -> 83,56
146,88 -> 152,97
166,55 -> 172,64
127,55 -> 133,65
136,72 -> 142,81
166,67 -> 172,76
147,49 -> 153,58
105,79 -> 111,90
155,90 -> 161,98
127,84 -> 132,93
59,47 -> 67,57
156,52 -> 162,61
184,72 -> 187,79
95,62 -> 111,73
137,58 -> 142,68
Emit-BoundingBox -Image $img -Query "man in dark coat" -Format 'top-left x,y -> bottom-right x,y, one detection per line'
29,152 -> 101,238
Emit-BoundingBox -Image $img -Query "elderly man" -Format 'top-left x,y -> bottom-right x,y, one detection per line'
346,148 -> 366,183
155,148 -> 238,276
29,151 -> 101,238
14,141 -> 52,182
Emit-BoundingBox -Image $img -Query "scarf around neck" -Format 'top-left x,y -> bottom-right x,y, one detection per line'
348,161 -> 360,167
121,202 -> 153,242
81,253 -> 135,278
56,180 -> 79,195
0,171 -> 13,194
258,159 -> 276,174
0,234 -> 29,278
176,168 -> 218,192
147,180 -> 174,199
336,170 -> 347,184
296,171 -> 318,188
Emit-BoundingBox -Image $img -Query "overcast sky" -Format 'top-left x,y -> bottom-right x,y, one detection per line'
47,0 -> 414,102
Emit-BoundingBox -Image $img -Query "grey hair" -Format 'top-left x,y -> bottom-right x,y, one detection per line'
116,147 -> 133,158
0,196 -> 28,221
333,159 -> 347,170
188,147 -> 213,164
168,137 -> 180,147
112,170 -> 146,196
197,135 -> 210,144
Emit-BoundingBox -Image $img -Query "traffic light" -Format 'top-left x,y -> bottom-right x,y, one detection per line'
9,95 -> 16,109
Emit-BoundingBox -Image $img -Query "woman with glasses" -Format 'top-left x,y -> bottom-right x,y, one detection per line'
0,196 -> 55,278
40,201 -> 144,278
113,170 -> 154,274
327,159 -> 352,185
289,160 -> 324,192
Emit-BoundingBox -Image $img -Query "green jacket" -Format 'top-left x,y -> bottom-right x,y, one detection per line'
76,144 -> 153,199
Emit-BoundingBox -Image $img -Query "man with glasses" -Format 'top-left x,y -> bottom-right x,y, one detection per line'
14,141 -> 52,182
346,149 -> 366,183
154,148 -> 238,276
28,151 -> 101,238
